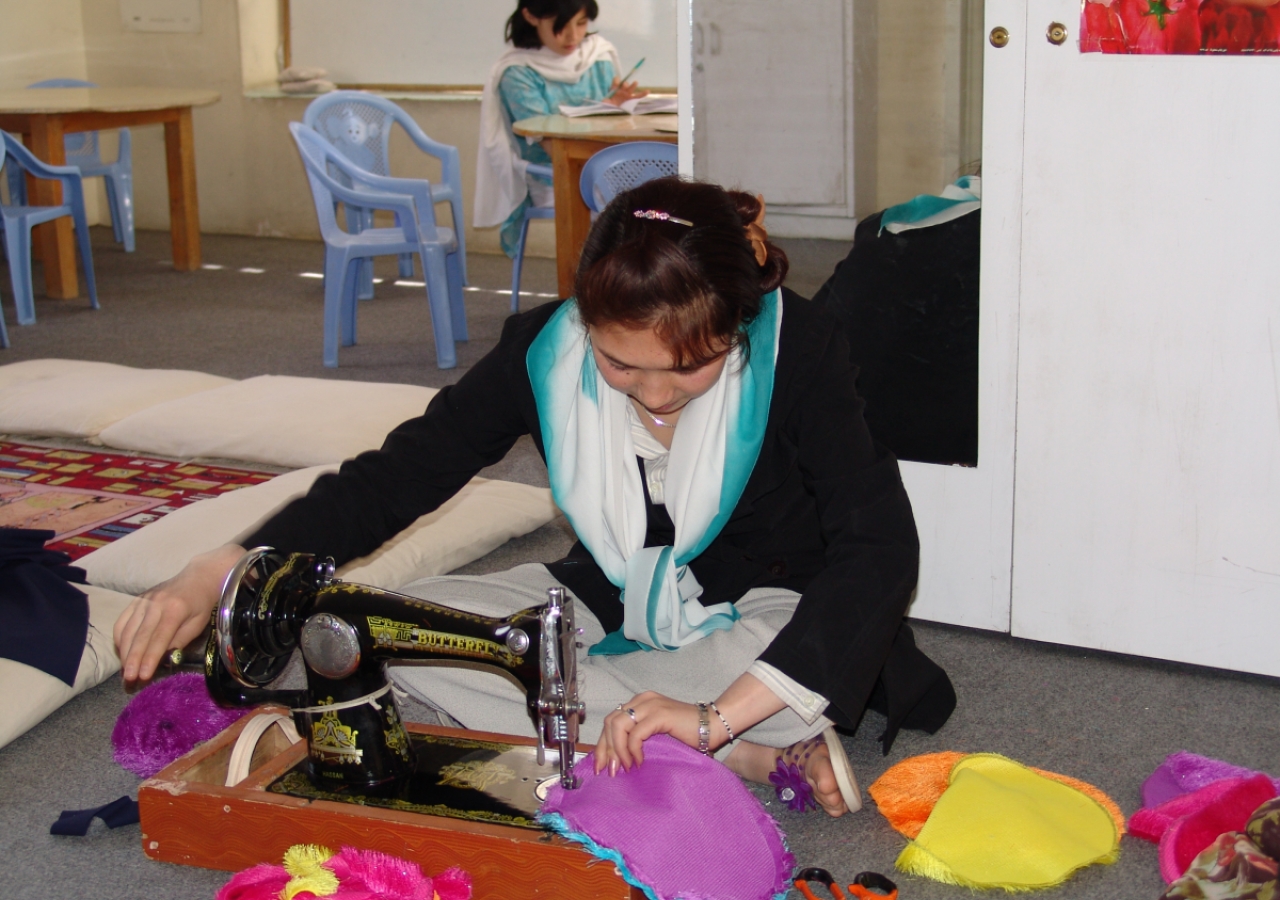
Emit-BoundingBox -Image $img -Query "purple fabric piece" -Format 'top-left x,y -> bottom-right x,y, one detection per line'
112,672 -> 250,778
1143,752 -> 1280,810
541,734 -> 794,900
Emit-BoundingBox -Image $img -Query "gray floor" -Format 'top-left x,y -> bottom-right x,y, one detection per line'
2,230 -> 1277,900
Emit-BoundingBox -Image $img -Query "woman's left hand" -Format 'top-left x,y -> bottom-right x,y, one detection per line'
595,691 -> 706,775
604,77 -> 648,106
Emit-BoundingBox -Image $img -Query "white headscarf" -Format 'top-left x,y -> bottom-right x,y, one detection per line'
474,33 -> 620,228
527,292 -> 784,654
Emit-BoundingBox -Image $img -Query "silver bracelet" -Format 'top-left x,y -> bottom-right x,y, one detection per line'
695,702 -> 711,755
708,701 -> 734,743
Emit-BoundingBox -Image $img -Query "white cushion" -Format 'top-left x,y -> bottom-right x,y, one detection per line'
79,464 -> 558,596
78,465 -> 339,595
0,360 -> 232,438
0,584 -> 134,750
97,375 -> 438,469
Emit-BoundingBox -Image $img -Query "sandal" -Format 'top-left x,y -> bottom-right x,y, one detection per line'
769,727 -> 862,814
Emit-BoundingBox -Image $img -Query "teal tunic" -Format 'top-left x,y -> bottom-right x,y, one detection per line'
496,59 -> 616,257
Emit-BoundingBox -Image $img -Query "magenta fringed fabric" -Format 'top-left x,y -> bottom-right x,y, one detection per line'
541,734 -> 794,900
111,672 -> 250,778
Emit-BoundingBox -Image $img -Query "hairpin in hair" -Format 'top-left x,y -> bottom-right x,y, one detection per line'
634,209 -> 694,227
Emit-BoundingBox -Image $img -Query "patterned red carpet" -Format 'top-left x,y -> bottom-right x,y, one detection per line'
0,441 -> 275,560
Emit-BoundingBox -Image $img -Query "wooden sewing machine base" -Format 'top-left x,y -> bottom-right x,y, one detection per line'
138,707 -> 640,900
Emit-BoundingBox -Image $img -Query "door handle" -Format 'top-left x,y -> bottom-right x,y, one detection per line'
710,22 -> 721,56
695,22 -> 704,54
1047,22 -> 1068,45
990,26 -> 1010,48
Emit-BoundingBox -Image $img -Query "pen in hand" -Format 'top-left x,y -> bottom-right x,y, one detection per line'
605,57 -> 646,99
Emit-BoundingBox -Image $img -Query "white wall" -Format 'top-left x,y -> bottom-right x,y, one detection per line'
0,0 -> 90,90
1,0 -> 108,223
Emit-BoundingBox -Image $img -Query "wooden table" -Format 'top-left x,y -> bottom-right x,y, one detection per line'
0,87 -> 220,299
512,113 -> 677,298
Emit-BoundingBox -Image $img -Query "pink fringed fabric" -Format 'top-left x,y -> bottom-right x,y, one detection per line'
112,672 -> 250,778
1132,777 -> 1258,844
215,845 -> 471,900
540,734 -> 794,900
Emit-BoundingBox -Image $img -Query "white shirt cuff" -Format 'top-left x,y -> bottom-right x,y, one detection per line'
749,660 -> 830,725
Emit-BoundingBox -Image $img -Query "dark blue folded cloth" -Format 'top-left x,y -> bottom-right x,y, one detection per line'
0,527 -> 89,686
50,796 -> 140,836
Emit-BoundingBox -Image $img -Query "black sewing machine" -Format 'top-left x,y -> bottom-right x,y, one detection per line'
204,547 -> 584,796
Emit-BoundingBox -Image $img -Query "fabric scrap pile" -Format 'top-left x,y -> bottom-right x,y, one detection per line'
216,843 -> 471,900
1131,751 -> 1280,898
868,751 -> 1124,891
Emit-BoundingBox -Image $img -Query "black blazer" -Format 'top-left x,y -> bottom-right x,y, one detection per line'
249,290 -> 954,747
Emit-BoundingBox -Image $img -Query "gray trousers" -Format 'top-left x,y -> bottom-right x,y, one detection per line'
389,564 -> 831,755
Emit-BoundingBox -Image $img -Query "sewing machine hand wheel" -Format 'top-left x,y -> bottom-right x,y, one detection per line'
215,546 -> 325,689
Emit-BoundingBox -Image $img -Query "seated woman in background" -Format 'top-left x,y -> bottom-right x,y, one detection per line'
475,0 -> 645,257
115,178 -> 954,818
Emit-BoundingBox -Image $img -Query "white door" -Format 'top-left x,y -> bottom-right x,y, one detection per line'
1009,0 -> 1280,675
898,0 -> 1025,633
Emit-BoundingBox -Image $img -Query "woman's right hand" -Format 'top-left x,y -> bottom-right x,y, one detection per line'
113,543 -> 247,688
604,77 -> 648,106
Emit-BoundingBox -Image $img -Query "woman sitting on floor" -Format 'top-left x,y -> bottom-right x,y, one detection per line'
114,177 -> 954,817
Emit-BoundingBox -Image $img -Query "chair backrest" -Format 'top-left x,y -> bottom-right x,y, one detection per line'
579,142 -> 680,213
302,91 -> 410,178
29,79 -> 102,164
289,122 -> 354,242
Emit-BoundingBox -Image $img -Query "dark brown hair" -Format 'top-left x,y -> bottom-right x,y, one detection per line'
574,177 -> 788,369
505,0 -> 599,50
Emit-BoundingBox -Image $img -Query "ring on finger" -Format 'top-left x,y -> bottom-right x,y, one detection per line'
625,707 -> 638,723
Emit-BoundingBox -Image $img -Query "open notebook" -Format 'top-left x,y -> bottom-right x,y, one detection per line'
558,95 -> 678,118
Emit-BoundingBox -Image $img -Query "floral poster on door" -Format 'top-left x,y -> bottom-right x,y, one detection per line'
1082,0 -> 1280,53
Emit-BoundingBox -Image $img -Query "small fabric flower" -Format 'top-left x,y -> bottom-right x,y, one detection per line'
769,758 -> 817,812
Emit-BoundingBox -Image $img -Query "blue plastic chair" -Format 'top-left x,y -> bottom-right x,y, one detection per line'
27,79 -> 134,253
579,141 -> 680,214
302,92 -> 467,302
509,163 -> 554,314
0,132 -> 99,347
289,122 -> 466,369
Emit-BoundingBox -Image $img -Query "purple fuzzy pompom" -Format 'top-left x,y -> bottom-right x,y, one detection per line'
112,672 -> 250,777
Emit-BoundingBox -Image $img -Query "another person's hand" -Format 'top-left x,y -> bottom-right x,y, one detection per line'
594,690 -> 712,775
604,77 -> 648,106
113,543 -> 247,688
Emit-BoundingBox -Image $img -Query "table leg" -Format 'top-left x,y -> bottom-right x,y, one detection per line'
548,137 -> 610,299
164,106 -> 202,270
27,115 -> 80,299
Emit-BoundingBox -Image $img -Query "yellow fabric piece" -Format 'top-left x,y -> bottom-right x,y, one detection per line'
281,844 -> 339,899
869,751 -> 1127,840
896,753 -> 1120,892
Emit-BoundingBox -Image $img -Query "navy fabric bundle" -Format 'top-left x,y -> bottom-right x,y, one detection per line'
50,796 -> 140,836
0,527 -> 90,686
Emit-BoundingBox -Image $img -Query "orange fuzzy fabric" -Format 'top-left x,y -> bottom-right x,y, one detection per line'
869,752 -> 1126,839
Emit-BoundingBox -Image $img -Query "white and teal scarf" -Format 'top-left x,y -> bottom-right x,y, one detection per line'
527,290 -> 782,654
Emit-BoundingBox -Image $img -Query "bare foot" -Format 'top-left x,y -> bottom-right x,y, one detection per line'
726,738 -> 849,817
